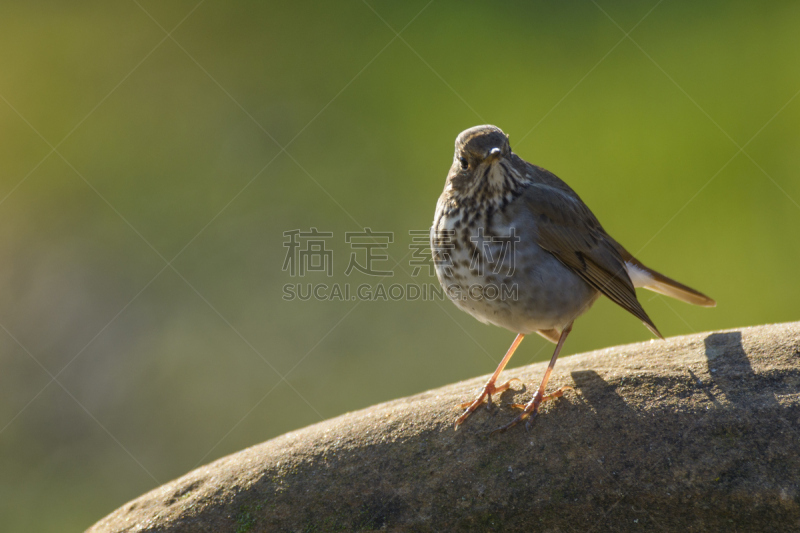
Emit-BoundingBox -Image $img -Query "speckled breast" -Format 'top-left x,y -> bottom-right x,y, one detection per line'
431,205 -> 598,335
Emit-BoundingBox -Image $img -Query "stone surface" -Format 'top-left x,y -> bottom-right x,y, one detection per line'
88,323 -> 800,532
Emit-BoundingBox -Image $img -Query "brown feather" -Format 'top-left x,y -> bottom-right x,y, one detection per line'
616,249 -> 716,307
536,328 -> 561,343
518,176 -> 663,339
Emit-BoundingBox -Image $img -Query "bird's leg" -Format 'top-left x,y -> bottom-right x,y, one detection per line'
493,322 -> 573,434
454,333 -> 525,429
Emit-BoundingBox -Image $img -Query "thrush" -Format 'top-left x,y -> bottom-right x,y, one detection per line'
430,125 -> 715,432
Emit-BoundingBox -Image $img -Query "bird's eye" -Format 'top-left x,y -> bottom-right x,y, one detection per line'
459,157 -> 469,170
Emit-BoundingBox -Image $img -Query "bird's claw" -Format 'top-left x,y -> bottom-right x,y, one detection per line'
490,408 -> 538,435
490,385 -> 573,434
454,378 -> 522,429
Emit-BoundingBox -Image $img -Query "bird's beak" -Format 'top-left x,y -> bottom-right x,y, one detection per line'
487,147 -> 502,161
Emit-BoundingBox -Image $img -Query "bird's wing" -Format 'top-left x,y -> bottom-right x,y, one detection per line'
514,181 -> 662,338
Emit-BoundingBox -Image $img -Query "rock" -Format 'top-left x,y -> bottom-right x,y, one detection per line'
87,323 -> 800,532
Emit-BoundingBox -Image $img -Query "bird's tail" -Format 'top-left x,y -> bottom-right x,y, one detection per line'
624,257 -> 716,307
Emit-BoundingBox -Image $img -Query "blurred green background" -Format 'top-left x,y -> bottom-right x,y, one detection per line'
1,1 -> 798,530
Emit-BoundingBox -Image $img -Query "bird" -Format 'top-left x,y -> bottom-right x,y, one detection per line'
430,125 -> 715,432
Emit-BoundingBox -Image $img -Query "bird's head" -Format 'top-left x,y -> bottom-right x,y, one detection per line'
446,125 -> 522,201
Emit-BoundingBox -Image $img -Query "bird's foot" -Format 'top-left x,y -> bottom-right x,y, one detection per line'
454,378 -> 522,429
491,385 -> 573,434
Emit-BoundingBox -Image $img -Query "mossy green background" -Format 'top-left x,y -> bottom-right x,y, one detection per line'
0,1 -> 798,530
